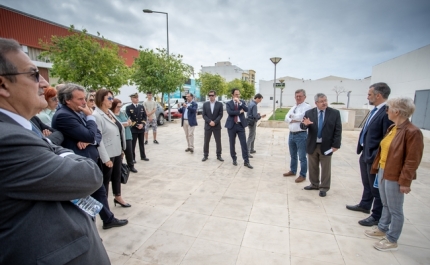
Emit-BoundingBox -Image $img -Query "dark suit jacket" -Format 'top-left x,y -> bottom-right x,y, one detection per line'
225,99 -> 249,129
178,101 -> 198,126
0,111 -> 109,265
30,115 -> 64,145
126,104 -> 147,133
300,107 -> 342,155
202,101 -> 223,130
52,105 -> 102,162
356,105 -> 393,163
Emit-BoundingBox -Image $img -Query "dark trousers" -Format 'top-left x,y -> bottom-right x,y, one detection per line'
227,123 -> 248,162
132,132 -> 146,159
92,158 -> 113,224
308,144 -> 332,191
102,155 -> 122,196
203,128 -> 222,157
359,153 -> 382,220
124,139 -> 134,168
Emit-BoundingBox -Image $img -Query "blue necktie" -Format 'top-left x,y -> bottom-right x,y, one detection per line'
359,107 -> 378,145
317,110 -> 323,138
31,123 -> 43,139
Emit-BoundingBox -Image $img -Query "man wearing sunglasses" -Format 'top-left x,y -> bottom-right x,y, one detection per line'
202,90 -> 224,161
0,38 -> 109,264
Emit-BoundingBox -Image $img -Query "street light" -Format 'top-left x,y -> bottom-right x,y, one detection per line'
279,78 -> 285,108
270,57 -> 281,119
143,9 -> 172,121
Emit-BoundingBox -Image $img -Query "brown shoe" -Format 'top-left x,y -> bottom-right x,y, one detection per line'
283,171 -> 296,177
295,176 -> 306,183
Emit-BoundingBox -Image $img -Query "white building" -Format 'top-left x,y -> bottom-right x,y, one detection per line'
258,75 -> 371,109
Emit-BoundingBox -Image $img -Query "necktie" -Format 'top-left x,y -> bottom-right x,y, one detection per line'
317,110 -> 323,139
359,107 -> 378,145
31,122 -> 43,139
234,102 -> 238,123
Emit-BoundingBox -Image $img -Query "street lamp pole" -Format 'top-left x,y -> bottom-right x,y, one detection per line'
270,57 -> 281,119
143,9 -> 171,121
279,78 -> 285,108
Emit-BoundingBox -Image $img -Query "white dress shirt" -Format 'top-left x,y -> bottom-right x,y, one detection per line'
284,102 -> 311,132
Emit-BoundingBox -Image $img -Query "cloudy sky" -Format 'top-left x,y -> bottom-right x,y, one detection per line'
3,0 -> 430,85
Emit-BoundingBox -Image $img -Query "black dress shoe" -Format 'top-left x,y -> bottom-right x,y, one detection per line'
233,160 -> 238,166
250,150 -> 256,154
129,167 -> 138,173
249,155 -> 253,158
202,156 -> 208,161
244,162 -> 253,169
102,218 -> 128,229
133,160 -> 136,164
217,156 -> 224,161
346,204 -> 370,214
319,191 -> 327,197
304,185 -> 319,190
358,216 -> 379,227
141,158 -> 149,161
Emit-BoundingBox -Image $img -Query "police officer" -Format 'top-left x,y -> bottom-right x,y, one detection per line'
126,93 -> 149,162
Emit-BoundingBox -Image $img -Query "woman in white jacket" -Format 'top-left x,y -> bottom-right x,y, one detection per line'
93,89 -> 130,207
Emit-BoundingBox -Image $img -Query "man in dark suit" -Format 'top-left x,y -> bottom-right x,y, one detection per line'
52,85 -> 129,230
225,88 -> 252,169
301,93 -> 342,197
0,37 -> 110,264
126,93 -> 149,162
178,93 -> 198,152
202,90 -> 224,161
346,83 -> 393,226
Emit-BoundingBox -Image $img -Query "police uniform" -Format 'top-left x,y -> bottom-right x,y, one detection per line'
125,93 -> 149,161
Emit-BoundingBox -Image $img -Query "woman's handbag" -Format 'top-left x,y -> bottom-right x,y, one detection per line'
121,163 -> 130,184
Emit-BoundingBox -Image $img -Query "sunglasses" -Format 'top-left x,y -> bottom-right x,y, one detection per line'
88,99 -> 95,102
208,94 -> 215,97
107,97 -> 114,101
1,70 -> 40,82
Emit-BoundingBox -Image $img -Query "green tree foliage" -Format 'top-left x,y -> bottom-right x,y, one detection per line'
227,79 -> 255,100
131,48 -> 193,102
40,26 -> 130,93
196,72 -> 227,97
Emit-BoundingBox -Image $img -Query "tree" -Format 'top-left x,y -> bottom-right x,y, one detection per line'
131,48 -> 193,103
332,86 -> 346,103
40,26 -> 130,93
226,79 -> 255,100
196,72 -> 227,97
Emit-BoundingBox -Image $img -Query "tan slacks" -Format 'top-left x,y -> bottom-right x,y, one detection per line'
183,120 -> 195,149
308,144 -> 332,191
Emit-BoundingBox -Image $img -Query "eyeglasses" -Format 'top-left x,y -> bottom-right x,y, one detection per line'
208,94 -> 215,97
0,70 -> 40,82
50,97 -> 58,102
107,97 -> 114,101
88,99 -> 95,102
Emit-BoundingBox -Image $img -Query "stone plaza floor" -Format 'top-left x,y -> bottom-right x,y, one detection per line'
97,109 -> 430,265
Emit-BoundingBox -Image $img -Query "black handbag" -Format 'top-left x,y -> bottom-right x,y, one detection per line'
121,163 -> 130,184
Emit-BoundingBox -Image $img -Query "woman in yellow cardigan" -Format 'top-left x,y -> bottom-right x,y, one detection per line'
364,97 -> 424,251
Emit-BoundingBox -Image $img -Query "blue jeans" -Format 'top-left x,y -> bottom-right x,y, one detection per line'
377,168 -> 405,243
288,131 -> 308,177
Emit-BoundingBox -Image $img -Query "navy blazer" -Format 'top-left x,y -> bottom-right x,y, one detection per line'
300,107 -> 342,155
202,101 -> 223,130
178,101 -> 198,126
356,105 -> 393,163
52,105 -> 102,162
225,99 -> 248,129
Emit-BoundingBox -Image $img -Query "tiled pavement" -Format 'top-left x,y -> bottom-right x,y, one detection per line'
97,108 -> 430,265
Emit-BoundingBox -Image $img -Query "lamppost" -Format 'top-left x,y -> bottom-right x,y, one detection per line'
279,78 -> 285,108
143,9 -> 172,121
270,57 -> 281,119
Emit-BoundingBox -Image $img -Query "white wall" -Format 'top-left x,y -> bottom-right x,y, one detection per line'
371,44 -> 430,99
258,78 -> 371,109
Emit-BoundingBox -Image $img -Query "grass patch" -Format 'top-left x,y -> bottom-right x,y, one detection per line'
269,108 -> 290,121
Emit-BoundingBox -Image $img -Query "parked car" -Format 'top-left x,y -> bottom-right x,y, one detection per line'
121,101 -> 166,126
164,98 -> 185,110
164,108 -> 182,119
197,102 -> 204,115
